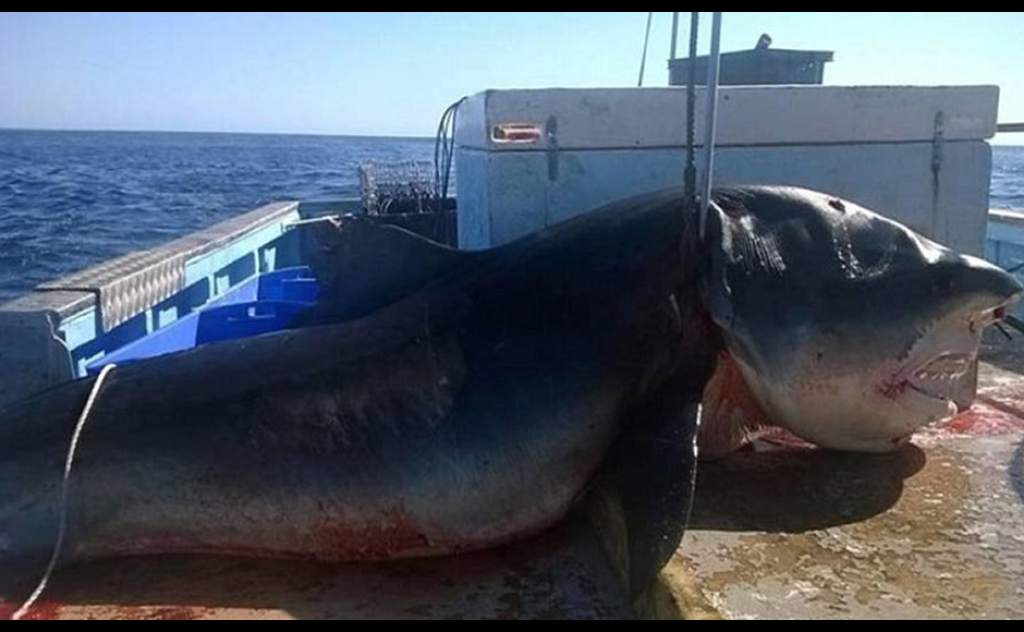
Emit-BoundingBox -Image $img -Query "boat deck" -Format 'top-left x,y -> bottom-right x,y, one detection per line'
671,329 -> 1024,619
1,333 -> 1022,620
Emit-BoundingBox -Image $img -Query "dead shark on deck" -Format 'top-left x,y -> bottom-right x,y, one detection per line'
0,185 -> 1019,603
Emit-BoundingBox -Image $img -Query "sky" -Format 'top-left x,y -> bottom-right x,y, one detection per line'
1,12 -> 1022,144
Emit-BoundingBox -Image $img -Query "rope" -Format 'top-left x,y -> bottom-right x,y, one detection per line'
637,12 -> 654,87
10,363 -> 117,621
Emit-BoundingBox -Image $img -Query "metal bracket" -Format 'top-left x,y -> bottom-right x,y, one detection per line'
931,110 -> 944,174
931,110 -> 945,243
283,215 -> 343,231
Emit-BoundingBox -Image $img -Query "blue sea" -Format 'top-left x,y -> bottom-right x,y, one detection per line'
991,145 -> 1024,210
0,130 -> 1022,303
0,130 -> 434,303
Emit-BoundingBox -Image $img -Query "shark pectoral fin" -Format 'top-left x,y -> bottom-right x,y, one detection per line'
586,375 -> 703,601
295,215 -> 477,326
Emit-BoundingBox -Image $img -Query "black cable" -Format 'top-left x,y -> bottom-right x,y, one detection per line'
684,12 -> 698,212
442,104 -> 458,202
433,98 -> 464,212
430,97 -> 466,242
433,104 -> 452,204
1006,314 -> 1024,335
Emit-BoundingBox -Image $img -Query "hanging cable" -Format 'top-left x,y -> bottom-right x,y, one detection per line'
683,12 -> 699,212
434,98 -> 465,205
637,12 -> 654,87
698,12 -> 723,241
441,100 -> 463,205
10,363 -> 117,621
432,97 -> 466,243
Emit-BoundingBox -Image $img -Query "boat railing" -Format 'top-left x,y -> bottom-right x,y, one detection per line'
0,200 -> 325,408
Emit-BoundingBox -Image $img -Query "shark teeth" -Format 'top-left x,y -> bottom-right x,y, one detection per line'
906,353 -> 972,398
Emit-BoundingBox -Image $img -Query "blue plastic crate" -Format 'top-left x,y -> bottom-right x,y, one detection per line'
205,266 -> 321,308
85,266 -> 320,374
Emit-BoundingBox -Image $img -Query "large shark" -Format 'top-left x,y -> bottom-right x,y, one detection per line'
0,185 -> 1019,604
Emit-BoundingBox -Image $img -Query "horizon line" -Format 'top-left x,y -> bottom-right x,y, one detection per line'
0,125 -> 434,140
1,125 -> 1021,148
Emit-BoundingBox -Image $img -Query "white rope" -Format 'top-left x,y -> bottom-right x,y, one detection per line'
11,363 -> 117,621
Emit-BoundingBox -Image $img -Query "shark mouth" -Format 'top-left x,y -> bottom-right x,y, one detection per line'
905,352 -> 973,403
882,302 -> 1014,406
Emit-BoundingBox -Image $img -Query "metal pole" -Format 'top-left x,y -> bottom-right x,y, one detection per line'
670,12 -> 679,61
638,12 -> 654,87
698,11 -> 722,241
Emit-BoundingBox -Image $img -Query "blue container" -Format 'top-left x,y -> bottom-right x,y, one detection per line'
205,266 -> 321,307
85,266 -> 320,374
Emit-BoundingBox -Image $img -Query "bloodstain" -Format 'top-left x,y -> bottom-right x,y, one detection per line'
0,599 -> 63,620
937,400 -> 1024,436
80,505 -> 518,567
748,426 -> 817,451
878,376 -> 908,400
310,507 -> 432,560
113,606 -> 204,620
700,350 -> 793,456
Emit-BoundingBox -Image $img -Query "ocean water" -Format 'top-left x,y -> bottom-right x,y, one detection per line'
0,130 -> 1021,303
991,145 -> 1024,210
0,130 -> 434,303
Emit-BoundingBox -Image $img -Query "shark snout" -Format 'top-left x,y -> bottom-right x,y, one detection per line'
921,253 -> 1024,324
957,254 -> 1024,306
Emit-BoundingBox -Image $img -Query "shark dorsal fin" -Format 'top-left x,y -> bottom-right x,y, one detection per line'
293,216 -> 478,327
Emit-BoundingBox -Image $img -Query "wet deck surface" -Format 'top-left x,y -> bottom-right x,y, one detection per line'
673,331 -> 1024,619
3,335 -> 1023,619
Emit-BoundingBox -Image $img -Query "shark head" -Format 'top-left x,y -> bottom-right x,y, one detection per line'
701,186 -> 1023,453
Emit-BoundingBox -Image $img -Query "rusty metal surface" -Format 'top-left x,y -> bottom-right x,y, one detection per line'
672,331 -> 1024,619
0,516 -> 634,620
